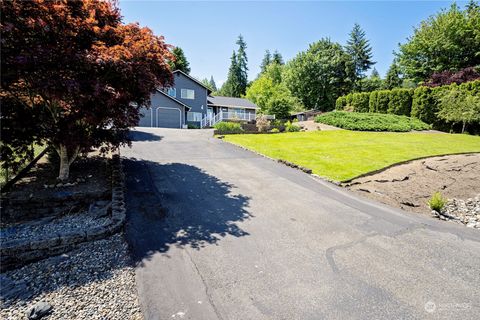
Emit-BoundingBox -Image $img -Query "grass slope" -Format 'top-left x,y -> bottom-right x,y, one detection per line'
315,111 -> 430,132
223,131 -> 480,181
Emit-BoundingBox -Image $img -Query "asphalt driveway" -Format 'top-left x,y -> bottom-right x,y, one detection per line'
121,128 -> 480,320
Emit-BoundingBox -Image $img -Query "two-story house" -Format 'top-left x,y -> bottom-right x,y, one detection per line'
138,70 -> 259,128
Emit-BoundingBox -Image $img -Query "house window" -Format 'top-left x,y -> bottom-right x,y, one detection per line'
187,111 -> 203,122
181,89 -> 195,100
167,88 -> 176,97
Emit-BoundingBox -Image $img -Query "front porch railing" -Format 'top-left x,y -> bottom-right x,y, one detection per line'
199,111 -> 275,128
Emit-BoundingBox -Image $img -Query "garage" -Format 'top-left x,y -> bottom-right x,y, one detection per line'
137,90 -> 189,128
155,107 -> 182,128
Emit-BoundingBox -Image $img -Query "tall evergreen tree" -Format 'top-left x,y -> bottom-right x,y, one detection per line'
169,47 -> 190,74
260,50 -> 272,73
209,76 -> 217,92
371,68 -> 380,78
385,59 -> 403,89
220,51 -> 241,97
345,23 -> 375,88
272,50 -> 284,65
236,35 -> 249,95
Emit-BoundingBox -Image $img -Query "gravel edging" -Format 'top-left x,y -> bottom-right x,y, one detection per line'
432,194 -> 480,229
0,233 -> 142,320
0,154 -> 126,271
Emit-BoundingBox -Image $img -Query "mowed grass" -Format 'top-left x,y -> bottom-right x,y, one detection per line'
223,131 -> 480,182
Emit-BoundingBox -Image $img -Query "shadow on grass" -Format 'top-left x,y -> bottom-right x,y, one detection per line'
123,158 -> 252,266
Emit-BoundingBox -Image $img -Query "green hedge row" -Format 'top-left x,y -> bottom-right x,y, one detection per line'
336,80 -> 480,125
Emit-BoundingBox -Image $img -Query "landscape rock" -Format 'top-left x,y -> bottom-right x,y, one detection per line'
27,301 -> 52,319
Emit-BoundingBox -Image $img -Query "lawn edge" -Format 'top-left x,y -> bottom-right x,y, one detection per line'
219,138 -> 342,185
221,137 -> 480,185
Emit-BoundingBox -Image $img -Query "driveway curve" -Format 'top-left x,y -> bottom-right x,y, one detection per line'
121,128 -> 480,320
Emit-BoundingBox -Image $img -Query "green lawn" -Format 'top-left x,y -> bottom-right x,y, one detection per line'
223,131 -> 480,182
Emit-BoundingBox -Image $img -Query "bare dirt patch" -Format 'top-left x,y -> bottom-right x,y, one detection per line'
344,153 -> 480,215
297,120 -> 342,131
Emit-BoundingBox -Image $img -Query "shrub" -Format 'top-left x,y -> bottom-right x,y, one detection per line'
411,86 -> 437,124
428,192 -> 447,212
314,111 -> 430,132
426,67 -> 480,87
388,88 -> 413,116
285,121 -> 301,132
376,90 -> 390,113
336,96 -> 347,110
351,92 -> 370,113
256,115 -> 271,133
213,122 -> 244,134
270,128 -> 280,133
369,91 -> 378,112
437,86 -> 480,133
187,123 -> 200,129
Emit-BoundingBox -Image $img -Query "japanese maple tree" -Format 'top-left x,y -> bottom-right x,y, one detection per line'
1,0 -> 173,180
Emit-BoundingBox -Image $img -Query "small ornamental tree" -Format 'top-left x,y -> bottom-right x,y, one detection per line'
437,87 -> 480,133
1,0 -> 173,180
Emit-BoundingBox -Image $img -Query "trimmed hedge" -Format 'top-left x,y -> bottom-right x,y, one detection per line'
334,80 -> 480,131
315,111 -> 430,132
388,89 -> 413,116
213,122 -> 244,134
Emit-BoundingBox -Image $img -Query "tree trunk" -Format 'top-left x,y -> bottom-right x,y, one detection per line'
55,144 -> 79,181
462,121 -> 466,134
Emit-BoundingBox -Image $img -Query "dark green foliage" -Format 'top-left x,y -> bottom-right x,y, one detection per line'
369,91 -> 378,112
266,94 -> 294,120
272,50 -> 284,65
283,38 -> 354,111
315,111 -> 430,132
220,35 -> 249,97
346,23 -> 375,89
385,60 -> 403,89
209,76 -> 217,92
236,35 -> 249,95
376,90 -> 390,113
411,86 -> 437,124
388,89 -> 413,115
351,92 -> 370,112
213,122 -> 244,134
260,50 -> 272,74
220,51 -> 241,97
398,2 -> 480,82
170,47 -> 190,74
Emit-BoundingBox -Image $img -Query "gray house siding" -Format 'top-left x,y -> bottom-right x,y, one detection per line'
171,72 -> 208,124
138,92 -> 186,128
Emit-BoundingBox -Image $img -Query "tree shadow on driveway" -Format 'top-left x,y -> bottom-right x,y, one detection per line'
128,130 -> 163,142
123,158 -> 252,266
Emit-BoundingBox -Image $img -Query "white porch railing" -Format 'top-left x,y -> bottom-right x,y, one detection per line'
199,111 -> 275,128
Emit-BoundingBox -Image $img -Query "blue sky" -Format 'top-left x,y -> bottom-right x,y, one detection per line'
119,1 -> 466,86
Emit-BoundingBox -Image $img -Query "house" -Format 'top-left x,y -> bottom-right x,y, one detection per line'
138,70 -> 259,128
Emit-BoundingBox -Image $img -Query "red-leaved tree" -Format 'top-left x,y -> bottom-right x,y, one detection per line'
425,66 -> 480,87
1,0 -> 173,180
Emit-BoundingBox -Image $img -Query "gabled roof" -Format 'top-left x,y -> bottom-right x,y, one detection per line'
155,89 -> 191,110
207,96 -> 259,109
173,70 -> 212,94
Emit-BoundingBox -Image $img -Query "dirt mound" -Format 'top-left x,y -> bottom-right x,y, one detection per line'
344,153 -> 480,215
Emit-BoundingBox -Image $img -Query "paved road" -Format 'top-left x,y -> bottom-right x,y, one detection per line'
122,128 -> 480,320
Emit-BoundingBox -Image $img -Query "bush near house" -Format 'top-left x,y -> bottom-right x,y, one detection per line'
335,80 -> 480,132
315,111 -> 430,132
213,122 -> 244,134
